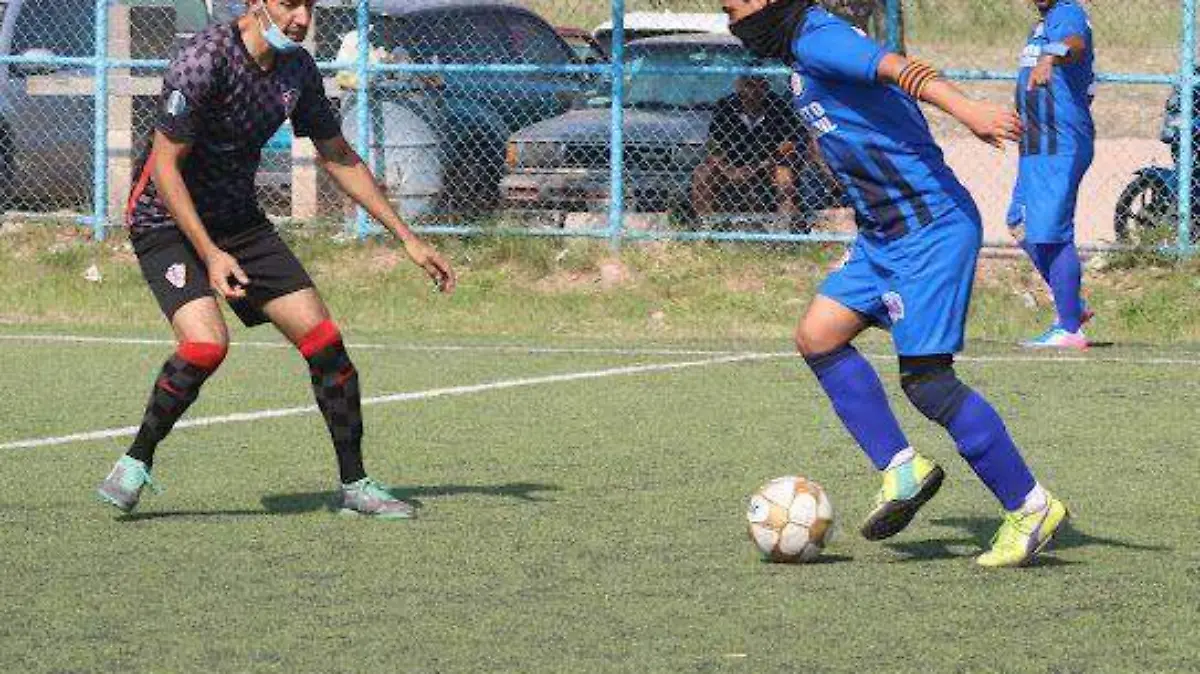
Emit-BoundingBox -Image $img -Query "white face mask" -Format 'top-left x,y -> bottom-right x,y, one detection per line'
257,5 -> 302,53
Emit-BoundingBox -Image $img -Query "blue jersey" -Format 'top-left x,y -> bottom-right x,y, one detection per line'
787,8 -> 976,242
1015,0 -> 1095,156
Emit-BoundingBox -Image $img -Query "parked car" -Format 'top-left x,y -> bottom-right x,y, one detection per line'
314,0 -> 591,216
0,0 -> 282,212
556,26 -> 606,62
500,34 -> 836,222
591,12 -> 729,55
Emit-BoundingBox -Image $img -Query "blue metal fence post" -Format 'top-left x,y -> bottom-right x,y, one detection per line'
91,0 -> 110,240
354,0 -> 371,238
886,0 -> 902,52
606,0 -> 627,250
1178,0 -> 1196,254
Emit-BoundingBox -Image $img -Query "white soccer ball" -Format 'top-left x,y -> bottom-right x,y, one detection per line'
746,475 -> 835,563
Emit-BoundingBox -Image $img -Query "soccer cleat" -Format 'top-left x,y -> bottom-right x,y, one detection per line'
96,455 -> 161,514
338,477 -> 415,520
860,453 -> 944,541
977,494 -> 1069,568
1020,327 -> 1089,350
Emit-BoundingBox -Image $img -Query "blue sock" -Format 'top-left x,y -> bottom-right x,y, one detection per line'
1020,240 -> 1052,283
1045,242 -> 1084,332
945,392 -> 1036,510
806,345 -> 910,470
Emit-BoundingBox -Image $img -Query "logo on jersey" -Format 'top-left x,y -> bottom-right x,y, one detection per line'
281,88 -> 299,116
882,291 -> 905,323
790,72 -> 806,97
166,90 -> 187,117
165,263 -> 187,289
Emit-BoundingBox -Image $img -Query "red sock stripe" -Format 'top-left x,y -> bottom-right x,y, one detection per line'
178,341 -> 227,371
298,320 -> 342,359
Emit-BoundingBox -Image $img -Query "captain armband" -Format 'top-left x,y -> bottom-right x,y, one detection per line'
897,59 -> 940,100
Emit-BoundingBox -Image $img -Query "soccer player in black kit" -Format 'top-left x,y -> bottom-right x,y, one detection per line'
97,0 -> 455,519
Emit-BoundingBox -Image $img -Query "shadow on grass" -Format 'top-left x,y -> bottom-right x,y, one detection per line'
119,482 -> 561,522
882,516 -> 1170,564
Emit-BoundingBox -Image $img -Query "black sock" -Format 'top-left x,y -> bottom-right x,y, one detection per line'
305,340 -> 366,484
127,347 -> 221,469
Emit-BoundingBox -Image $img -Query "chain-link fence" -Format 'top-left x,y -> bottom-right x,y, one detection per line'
0,0 -> 1194,252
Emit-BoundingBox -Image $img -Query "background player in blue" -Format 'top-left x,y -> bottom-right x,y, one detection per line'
723,0 -> 1068,567
1008,0 -> 1095,350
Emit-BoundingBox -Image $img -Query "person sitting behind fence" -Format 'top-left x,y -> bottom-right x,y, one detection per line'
691,75 -> 812,227
334,27 -> 396,90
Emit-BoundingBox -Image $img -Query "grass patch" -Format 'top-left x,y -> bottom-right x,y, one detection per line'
1,221 -> 1198,346
0,314 -> 1197,671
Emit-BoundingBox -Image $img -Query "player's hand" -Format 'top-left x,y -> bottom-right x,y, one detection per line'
403,237 -> 456,294
1027,58 -> 1054,90
204,248 -> 249,299
964,102 -> 1024,148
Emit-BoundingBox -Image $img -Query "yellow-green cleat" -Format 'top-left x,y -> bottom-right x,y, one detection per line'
977,494 -> 1069,568
860,453 -> 944,541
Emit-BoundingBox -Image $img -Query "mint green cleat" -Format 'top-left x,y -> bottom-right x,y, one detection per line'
339,477 -> 415,520
96,456 -> 162,514
860,453 -> 944,541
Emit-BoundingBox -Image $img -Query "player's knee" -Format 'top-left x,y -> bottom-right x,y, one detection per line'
899,355 -> 971,426
297,319 -> 343,359
794,316 -> 847,357
177,341 -> 228,372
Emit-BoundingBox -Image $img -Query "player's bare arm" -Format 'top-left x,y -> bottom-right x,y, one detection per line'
876,53 -> 1024,149
1028,34 -> 1087,89
150,130 -> 249,299
313,134 -> 456,293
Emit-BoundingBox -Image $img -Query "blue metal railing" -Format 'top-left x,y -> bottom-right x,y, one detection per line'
0,0 -> 1191,253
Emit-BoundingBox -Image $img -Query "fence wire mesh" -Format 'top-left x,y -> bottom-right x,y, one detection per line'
0,0 -> 1193,251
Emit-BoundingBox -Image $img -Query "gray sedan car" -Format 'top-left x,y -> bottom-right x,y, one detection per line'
500,34 -> 836,222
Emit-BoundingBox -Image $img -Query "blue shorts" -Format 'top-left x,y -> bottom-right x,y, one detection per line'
1006,150 -> 1093,244
820,212 -> 981,356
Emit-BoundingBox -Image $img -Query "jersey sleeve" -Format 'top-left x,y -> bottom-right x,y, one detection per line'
1045,3 -> 1090,44
156,40 -> 222,142
292,54 -> 342,140
792,19 -> 886,86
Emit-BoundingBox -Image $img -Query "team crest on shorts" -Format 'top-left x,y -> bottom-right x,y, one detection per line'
165,263 -> 187,289
882,291 -> 905,323
281,88 -> 299,116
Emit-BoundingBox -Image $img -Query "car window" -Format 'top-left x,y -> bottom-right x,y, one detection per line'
11,0 -> 95,58
398,10 -> 510,64
502,13 -> 572,65
615,43 -> 786,110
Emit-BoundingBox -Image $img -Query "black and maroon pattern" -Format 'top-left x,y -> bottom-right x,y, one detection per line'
306,341 -> 366,484
127,21 -> 340,234
126,354 -> 216,468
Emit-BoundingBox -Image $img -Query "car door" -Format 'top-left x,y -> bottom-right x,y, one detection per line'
3,0 -> 96,208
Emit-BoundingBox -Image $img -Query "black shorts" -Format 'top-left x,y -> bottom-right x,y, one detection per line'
133,224 -> 314,327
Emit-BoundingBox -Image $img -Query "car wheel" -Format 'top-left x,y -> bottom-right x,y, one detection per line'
1114,171 -> 1177,245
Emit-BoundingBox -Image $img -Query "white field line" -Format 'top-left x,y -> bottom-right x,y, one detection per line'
0,352 -> 783,451
2,333 -> 1200,365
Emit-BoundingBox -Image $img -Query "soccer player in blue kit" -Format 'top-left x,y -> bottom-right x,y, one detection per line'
723,0 -> 1068,567
1008,0 -> 1095,350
